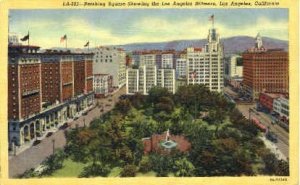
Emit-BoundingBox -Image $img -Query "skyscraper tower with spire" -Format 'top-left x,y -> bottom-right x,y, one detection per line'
186,15 -> 224,92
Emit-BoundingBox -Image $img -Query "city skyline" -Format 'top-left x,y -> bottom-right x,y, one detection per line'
10,9 -> 288,49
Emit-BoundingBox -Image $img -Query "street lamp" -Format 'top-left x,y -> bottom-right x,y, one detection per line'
13,142 -> 16,156
52,139 -> 55,154
249,108 -> 253,120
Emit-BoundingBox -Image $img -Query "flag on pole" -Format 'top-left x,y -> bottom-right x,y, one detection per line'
209,14 -> 215,28
84,41 -> 89,47
60,34 -> 67,43
191,70 -> 197,80
20,32 -> 29,41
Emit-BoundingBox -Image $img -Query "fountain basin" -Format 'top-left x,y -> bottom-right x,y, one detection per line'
161,140 -> 177,149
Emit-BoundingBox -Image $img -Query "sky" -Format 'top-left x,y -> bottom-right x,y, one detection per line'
10,9 -> 288,49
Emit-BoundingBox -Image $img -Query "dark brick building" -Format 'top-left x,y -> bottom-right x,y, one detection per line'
8,46 -> 94,148
8,45 -> 42,121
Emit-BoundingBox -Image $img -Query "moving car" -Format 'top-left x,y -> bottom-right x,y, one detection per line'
266,131 -> 278,143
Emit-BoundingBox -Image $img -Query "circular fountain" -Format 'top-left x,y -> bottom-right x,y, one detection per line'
160,129 -> 177,150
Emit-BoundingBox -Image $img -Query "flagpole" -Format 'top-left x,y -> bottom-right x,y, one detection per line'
28,31 -> 29,47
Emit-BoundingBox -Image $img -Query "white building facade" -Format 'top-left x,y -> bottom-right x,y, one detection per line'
227,55 -> 243,79
187,28 -> 224,92
157,69 -> 176,94
161,53 -> 174,69
126,66 -> 175,95
176,58 -> 187,78
140,54 -> 157,67
93,74 -> 113,98
273,96 -> 289,122
93,46 -> 126,89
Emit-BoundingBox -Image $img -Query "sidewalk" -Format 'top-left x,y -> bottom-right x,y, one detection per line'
9,88 -> 125,177
260,136 -> 287,161
8,104 -> 95,158
8,127 -> 59,158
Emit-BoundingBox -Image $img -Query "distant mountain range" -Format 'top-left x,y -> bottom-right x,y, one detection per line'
115,36 -> 288,55
46,36 -> 288,56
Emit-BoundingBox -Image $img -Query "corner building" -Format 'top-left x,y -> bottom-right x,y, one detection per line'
8,46 -> 42,143
242,34 -> 289,99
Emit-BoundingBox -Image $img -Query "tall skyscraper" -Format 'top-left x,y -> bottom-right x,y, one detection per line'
187,27 -> 224,92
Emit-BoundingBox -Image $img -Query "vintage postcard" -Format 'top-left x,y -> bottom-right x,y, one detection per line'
0,0 -> 298,185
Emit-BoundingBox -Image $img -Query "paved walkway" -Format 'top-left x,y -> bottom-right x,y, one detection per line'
260,136 -> 287,161
9,87 -> 126,178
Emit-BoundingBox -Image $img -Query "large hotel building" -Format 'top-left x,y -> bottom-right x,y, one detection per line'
8,45 -> 94,148
242,34 -> 289,99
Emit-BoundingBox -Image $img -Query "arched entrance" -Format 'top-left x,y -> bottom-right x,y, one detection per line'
30,123 -> 35,140
35,120 -> 41,137
24,125 -> 30,142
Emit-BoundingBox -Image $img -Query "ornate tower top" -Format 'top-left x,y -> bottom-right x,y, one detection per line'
255,32 -> 263,49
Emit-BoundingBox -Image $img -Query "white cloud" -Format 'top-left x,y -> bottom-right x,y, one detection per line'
14,15 -> 288,49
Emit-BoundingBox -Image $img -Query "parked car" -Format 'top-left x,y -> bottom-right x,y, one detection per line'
59,123 -> 68,130
32,139 -> 41,146
119,94 -> 127,100
46,132 -> 53,137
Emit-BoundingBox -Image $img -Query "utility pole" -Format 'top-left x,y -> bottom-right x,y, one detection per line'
52,139 -> 55,154
249,108 -> 252,120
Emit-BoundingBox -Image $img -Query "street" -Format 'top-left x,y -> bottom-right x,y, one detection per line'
224,86 -> 289,160
9,86 -> 126,178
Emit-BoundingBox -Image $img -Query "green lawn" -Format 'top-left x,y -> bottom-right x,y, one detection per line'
108,167 -> 122,177
50,159 -> 86,177
136,171 -> 157,177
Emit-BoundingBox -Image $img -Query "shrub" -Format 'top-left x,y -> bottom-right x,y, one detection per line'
120,164 -> 137,177
79,162 -> 110,177
18,168 -> 38,178
39,149 -> 66,176
139,156 -> 152,173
